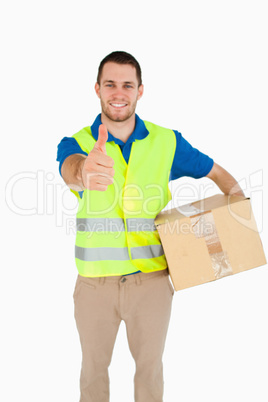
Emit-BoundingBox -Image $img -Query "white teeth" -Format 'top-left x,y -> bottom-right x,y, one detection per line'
111,103 -> 127,108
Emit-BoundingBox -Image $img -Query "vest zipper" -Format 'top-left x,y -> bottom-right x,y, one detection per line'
116,142 -> 136,263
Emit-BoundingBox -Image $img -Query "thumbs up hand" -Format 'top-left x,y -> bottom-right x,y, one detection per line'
94,123 -> 108,154
82,124 -> 115,191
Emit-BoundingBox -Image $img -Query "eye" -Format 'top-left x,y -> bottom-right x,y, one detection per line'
125,85 -> 133,89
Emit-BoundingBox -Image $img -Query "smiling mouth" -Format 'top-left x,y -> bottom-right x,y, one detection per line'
110,103 -> 128,109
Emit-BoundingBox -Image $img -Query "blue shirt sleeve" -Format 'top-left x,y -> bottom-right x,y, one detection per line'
170,130 -> 214,180
56,137 -> 88,175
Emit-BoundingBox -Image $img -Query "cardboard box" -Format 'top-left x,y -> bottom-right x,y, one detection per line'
155,194 -> 266,291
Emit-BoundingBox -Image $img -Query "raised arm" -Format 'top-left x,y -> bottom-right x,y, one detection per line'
61,153 -> 88,192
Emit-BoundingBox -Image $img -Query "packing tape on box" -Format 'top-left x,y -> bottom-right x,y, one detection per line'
176,204 -> 204,217
190,211 -> 233,279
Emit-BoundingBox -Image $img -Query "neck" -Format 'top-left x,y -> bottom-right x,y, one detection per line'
100,113 -> 136,143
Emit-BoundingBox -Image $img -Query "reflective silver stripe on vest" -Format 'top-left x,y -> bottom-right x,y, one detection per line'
75,244 -> 164,262
126,218 -> 156,232
76,218 -> 156,232
131,244 -> 164,259
75,246 -> 130,261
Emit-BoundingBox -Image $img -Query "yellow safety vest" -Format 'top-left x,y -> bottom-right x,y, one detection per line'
72,121 -> 176,277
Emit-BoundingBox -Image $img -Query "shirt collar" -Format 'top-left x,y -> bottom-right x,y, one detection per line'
91,113 -> 149,146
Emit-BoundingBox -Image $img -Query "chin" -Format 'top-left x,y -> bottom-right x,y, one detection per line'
105,110 -> 134,123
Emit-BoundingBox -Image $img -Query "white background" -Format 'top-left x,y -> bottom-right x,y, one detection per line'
1,1 -> 268,401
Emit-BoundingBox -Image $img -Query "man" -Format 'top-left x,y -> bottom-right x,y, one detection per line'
57,51 -> 244,402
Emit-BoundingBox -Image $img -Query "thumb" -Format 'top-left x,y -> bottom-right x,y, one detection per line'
95,124 -> 108,153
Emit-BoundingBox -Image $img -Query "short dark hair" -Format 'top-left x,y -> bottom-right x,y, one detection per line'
97,51 -> 142,87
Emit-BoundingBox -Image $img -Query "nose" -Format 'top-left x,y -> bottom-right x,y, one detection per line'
112,85 -> 127,99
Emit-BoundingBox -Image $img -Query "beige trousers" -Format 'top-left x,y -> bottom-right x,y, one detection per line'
73,268 -> 174,402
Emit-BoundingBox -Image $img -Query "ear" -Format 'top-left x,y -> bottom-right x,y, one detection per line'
95,82 -> 100,98
137,84 -> 144,100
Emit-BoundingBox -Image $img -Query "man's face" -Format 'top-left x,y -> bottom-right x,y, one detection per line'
95,62 -> 144,123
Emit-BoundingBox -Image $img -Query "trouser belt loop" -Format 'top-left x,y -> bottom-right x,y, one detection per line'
99,277 -> 105,285
135,273 -> 142,286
